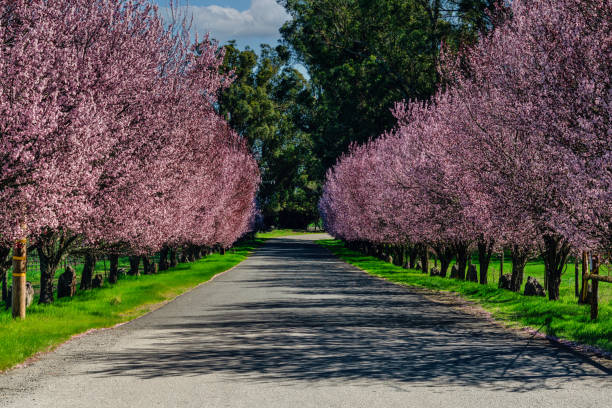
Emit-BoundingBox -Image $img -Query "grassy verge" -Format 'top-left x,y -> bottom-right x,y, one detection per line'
0,238 -> 264,371
319,239 -> 612,352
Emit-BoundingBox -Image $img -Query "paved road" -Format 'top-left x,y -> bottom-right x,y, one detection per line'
1,235 -> 610,407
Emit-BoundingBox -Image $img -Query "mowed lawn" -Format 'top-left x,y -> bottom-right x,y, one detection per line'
0,238 -> 264,371
319,239 -> 612,352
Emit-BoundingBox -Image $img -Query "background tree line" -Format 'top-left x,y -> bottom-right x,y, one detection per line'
217,0 -> 497,228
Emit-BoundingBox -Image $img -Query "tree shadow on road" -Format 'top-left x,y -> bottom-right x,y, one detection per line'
84,238 -> 611,391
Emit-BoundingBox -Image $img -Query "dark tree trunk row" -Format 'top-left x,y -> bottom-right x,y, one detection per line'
182,245 -> 214,262
344,238 -> 595,309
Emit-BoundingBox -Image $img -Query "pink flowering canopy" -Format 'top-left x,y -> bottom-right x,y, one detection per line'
0,0 -> 259,252
321,0 -> 610,283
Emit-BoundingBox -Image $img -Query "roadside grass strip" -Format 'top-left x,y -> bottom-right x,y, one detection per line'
0,239 -> 264,372
318,239 -> 612,353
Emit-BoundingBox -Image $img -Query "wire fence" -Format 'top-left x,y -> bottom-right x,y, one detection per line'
23,252 -> 162,278
25,254 -> 86,276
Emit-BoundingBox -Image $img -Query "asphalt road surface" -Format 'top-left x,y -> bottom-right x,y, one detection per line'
1,235 -> 610,407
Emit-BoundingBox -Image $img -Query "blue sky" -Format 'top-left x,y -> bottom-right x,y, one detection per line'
153,0 -> 290,51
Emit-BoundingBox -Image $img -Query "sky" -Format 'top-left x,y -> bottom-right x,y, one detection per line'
154,0 -> 291,51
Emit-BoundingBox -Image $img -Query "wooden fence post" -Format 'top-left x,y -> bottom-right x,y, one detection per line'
590,255 -> 599,320
11,237 -> 27,319
574,254 -> 579,298
580,251 -> 589,304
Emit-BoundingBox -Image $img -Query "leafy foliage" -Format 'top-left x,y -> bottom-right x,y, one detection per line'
0,0 -> 260,304
280,0 -> 496,170
320,0 -> 611,300
217,42 -> 321,228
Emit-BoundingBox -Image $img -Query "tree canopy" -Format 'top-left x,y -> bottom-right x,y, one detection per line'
280,0 -> 497,170
217,42 -> 321,228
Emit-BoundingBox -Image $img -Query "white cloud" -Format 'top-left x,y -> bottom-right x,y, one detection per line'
175,0 -> 290,43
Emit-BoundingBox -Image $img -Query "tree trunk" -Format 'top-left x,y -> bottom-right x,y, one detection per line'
420,245 -> 429,274
37,247 -> 61,304
108,254 -> 119,284
402,246 -> 409,268
128,256 -> 140,276
159,247 -> 169,271
477,240 -> 494,285
510,245 -> 528,292
433,245 -> 453,277
0,245 -> 11,303
1,268 -> 7,304
542,234 -> 571,301
409,246 -> 417,269
169,249 -> 178,268
393,246 -> 403,266
80,252 -> 96,290
454,242 -> 469,280
142,256 -> 151,274
186,246 -> 195,262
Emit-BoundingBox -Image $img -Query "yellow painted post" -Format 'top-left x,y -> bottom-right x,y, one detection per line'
12,237 -> 27,319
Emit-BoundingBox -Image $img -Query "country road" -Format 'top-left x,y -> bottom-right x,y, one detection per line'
0,234 -> 610,407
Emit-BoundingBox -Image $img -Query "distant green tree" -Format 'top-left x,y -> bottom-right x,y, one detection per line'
217,42 -> 321,228
279,0 -> 497,170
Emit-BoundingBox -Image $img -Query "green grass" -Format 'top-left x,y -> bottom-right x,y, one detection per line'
319,239 -> 612,352
256,229 -> 318,238
0,238 -> 264,372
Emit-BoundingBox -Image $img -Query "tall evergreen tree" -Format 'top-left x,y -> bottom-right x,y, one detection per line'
217,43 -> 321,228
279,0 -> 497,170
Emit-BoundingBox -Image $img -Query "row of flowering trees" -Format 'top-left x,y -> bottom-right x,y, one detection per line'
320,0 -> 611,301
0,0 -> 260,309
